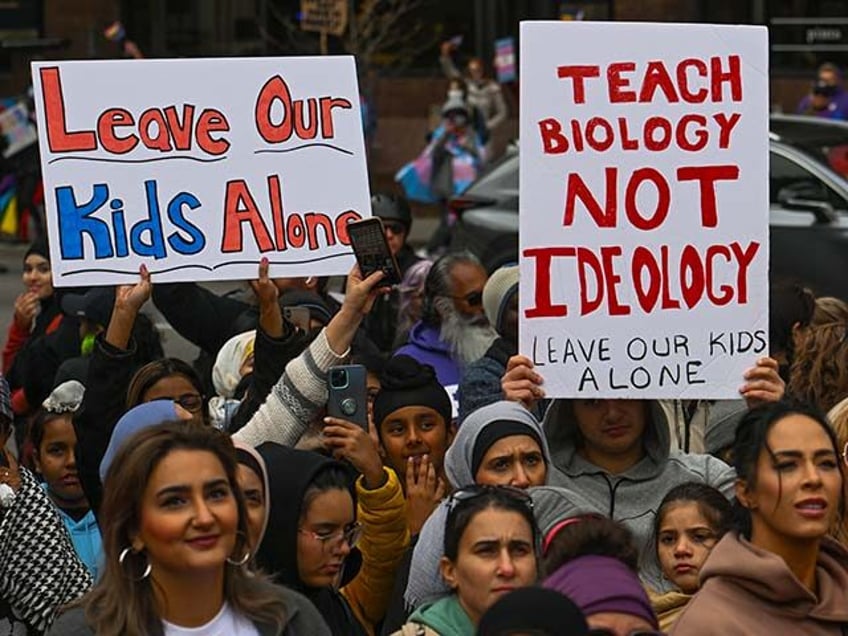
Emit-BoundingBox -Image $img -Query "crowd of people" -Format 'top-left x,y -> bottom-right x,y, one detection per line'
0,187 -> 847,635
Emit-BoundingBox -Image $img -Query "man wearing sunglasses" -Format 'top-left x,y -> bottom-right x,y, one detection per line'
459,264 -> 538,422
395,252 -> 497,390
363,193 -> 423,352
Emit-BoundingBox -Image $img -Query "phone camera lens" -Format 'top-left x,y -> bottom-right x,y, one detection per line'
330,369 -> 348,389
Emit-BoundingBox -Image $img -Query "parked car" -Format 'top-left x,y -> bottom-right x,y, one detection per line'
449,116 -> 848,300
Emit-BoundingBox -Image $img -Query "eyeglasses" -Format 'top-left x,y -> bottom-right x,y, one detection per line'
383,221 -> 406,235
299,521 -> 362,552
173,393 -> 204,413
451,290 -> 483,307
446,484 -> 534,515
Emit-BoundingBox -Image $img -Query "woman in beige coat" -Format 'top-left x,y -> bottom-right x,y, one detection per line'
672,402 -> 848,635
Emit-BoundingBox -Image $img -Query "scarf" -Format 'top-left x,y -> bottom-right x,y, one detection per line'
0,466 -> 92,632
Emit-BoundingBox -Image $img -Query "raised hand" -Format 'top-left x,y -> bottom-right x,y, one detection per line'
249,258 -> 283,338
13,292 -> 39,330
405,453 -> 446,535
249,257 -> 279,308
342,265 -> 389,317
740,356 -> 785,408
502,354 -> 545,410
323,416 -> 386,490
114,264 -> 152,314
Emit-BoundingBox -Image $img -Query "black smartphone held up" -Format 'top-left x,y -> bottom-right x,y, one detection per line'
347,217 -> 403,286
327,364 -> 369,431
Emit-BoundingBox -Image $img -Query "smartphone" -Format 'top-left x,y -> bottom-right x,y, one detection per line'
327,364 -> 369,430
283,306 -> 312,331
347,217 -> 402,286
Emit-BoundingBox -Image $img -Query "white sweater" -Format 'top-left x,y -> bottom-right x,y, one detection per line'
233,328 -> 348,448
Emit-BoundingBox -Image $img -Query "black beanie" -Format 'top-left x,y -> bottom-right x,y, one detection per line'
476,587 -> 589,636
373,355 -> 452,432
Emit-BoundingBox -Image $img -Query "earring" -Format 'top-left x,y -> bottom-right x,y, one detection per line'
119,547 -> 151,580
227,549 -> 251,566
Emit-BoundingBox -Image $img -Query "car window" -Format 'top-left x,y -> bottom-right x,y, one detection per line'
770,151 -> 848,211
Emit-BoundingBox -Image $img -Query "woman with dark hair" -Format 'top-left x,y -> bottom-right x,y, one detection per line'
49,422 -> 330,635
649,483 -> 733,630
394,486 -> 539,635
5,237 -> 80,418
672,401 -> 848,634
256,442 -> 408,636
3,237 -> 59,374
403,400 -> 552,612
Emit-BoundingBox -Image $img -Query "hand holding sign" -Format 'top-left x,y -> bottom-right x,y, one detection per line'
740,357 -> 785,408
250,257 -> 283,339
114,263 -> 151,314
502,354 -> 545,411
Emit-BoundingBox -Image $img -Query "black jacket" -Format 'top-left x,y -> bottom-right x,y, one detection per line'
256,443 -> 368,636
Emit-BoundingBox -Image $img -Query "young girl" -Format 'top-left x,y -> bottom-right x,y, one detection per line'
672,401 -> 848,634
650,482 -> 733,630
30,381 -> 102,579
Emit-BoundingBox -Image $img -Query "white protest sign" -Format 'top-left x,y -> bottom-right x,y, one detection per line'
31,57 -> 370,286
519,22 -> 769,399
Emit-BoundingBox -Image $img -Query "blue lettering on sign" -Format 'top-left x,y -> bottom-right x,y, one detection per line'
55,180 -> 206,260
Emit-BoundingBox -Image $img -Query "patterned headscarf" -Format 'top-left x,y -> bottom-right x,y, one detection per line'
0,466 -> 92,632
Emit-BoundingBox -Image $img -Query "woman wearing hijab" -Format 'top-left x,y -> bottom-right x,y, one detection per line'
3,237 -> 59,373
256,442 -> 408,636
233,440 -> 270,552
403,400 -> 551,612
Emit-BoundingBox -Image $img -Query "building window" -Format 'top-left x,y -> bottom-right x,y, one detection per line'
769,0 -> 848,74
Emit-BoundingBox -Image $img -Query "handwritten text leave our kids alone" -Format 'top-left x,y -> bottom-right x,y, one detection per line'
525,55 -> 758,319
39,66 -> 361,262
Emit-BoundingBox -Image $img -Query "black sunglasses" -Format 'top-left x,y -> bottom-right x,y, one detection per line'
383,221 -> 406,235
452,290 -> 483,307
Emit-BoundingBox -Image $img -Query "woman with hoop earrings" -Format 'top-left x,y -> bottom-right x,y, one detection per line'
49,422 -> 330,636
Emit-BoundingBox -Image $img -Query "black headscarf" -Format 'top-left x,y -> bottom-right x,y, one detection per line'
255,443 -> 367,636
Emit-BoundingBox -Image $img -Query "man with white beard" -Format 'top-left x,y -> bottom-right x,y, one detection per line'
394,252 -> 498,391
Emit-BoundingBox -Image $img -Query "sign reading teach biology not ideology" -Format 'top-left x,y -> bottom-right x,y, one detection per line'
519,22 -> 769,399
30,57 -> 370,286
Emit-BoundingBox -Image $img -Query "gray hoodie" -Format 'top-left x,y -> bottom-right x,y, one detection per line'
542,399 -> 736,592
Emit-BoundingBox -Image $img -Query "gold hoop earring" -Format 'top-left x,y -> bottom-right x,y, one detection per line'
119,547 -> 151,580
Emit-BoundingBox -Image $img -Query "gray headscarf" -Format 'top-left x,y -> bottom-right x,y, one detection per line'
404,401 -> 553,609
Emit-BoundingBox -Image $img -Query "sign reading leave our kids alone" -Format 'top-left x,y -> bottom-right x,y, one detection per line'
31,57 -> 370,286
519,22 -> 769,399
